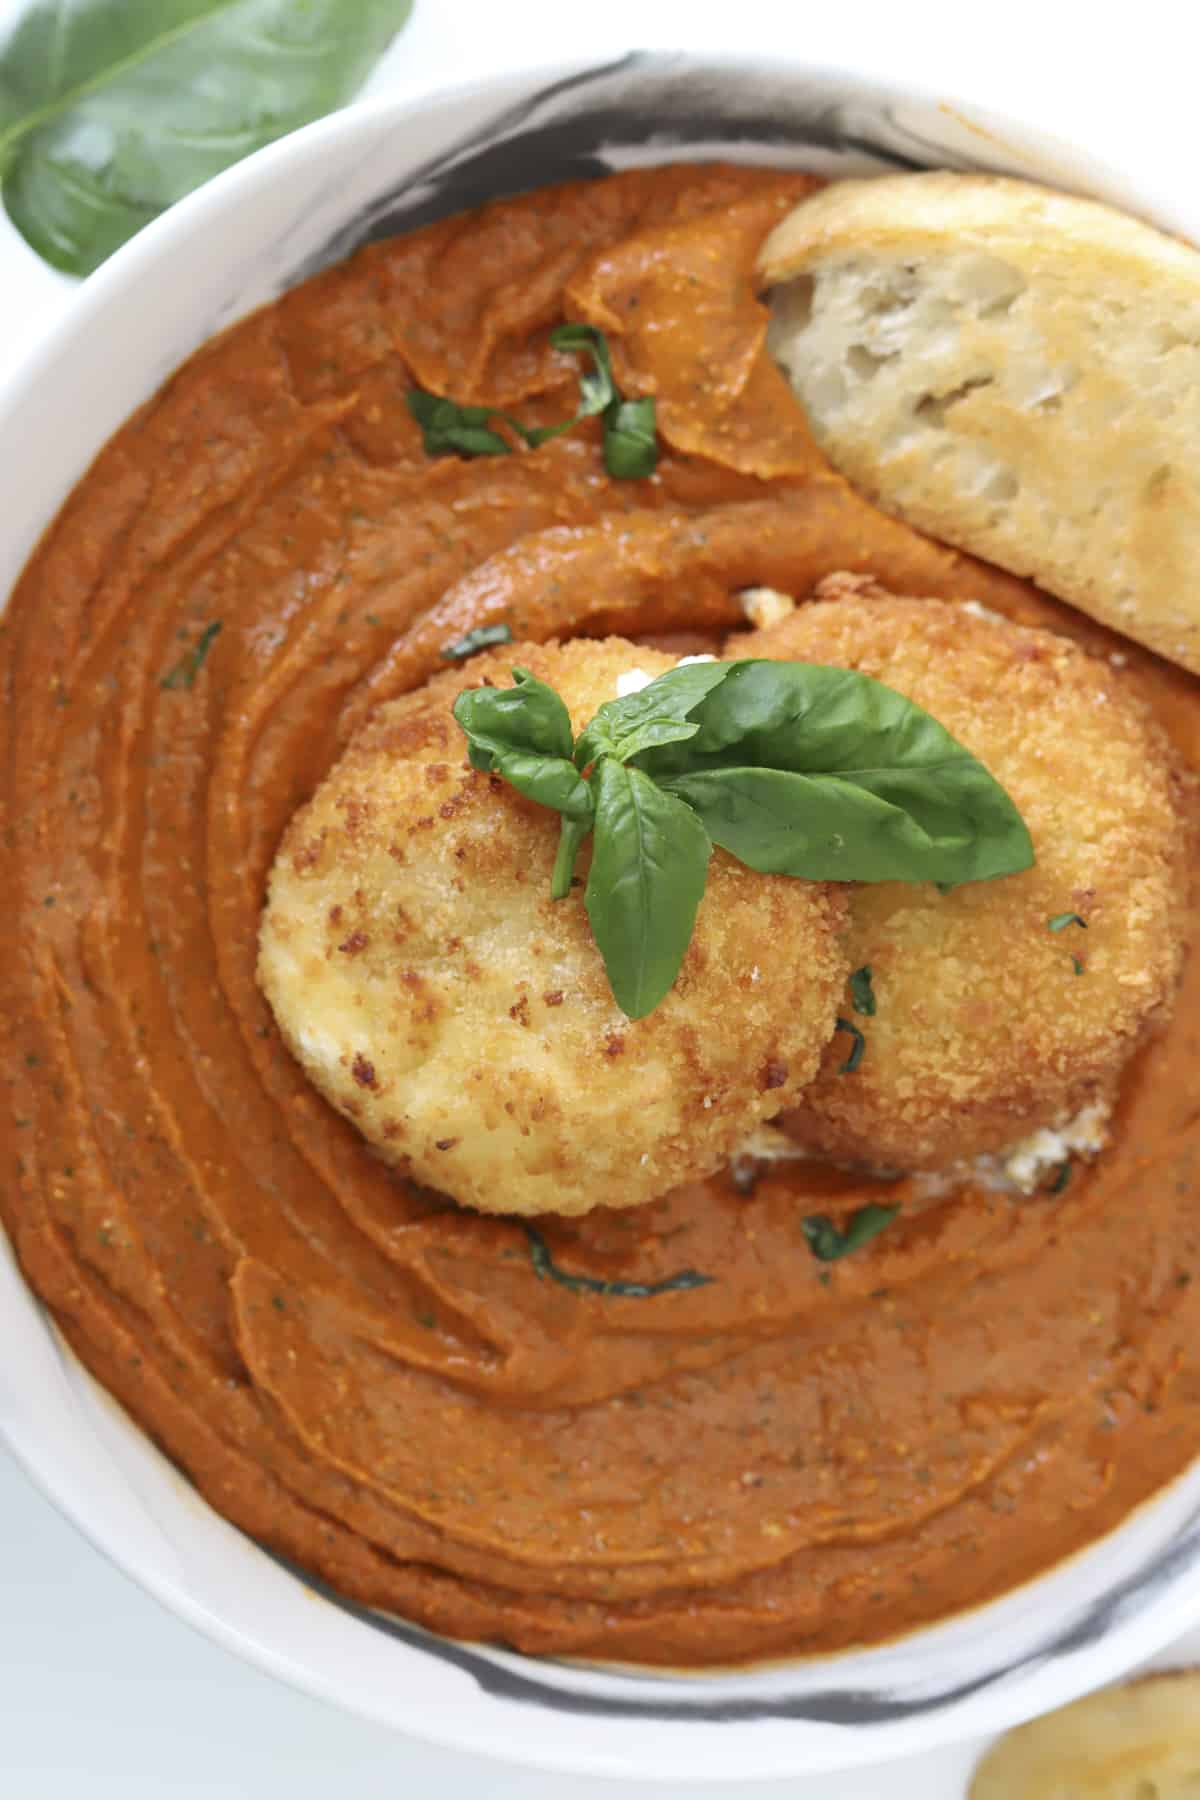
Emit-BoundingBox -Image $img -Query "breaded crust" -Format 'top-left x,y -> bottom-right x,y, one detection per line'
258,637 -> 850,1217
731,576 -> 1191,1169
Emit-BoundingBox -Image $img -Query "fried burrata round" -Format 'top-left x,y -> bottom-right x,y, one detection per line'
258,637 -> 850,1216
730,576 -> 1191,1170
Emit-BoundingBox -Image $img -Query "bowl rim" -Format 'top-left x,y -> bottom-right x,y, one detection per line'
2,46 -> 1200,1782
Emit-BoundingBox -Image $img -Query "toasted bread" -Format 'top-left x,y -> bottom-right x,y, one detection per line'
969,1670 -> 1200,1798
758,173 -> 1200,675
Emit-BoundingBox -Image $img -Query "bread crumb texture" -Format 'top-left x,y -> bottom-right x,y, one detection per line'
759,172 -> 1200,674
732,575 -> 1191,1169
258,637 -> 850,1217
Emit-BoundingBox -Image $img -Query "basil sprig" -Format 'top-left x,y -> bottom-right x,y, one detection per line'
408,324 -> 658,479
454,659 -> 1033,1020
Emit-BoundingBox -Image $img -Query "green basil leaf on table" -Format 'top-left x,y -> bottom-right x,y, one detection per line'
584,759 -> 711,1021
638,661 -> 1034,885
0,0 -> 415,277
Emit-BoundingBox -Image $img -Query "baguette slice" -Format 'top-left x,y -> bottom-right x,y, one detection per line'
969,1671 -> 1200,1799
758,173 -> 1200,674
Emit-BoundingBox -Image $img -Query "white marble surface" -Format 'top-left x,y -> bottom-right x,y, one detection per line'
3,2 -> 1200,1793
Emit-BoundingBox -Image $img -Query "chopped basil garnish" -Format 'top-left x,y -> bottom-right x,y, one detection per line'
454,659 -> 1034,1019
602,394 -> 658,480
802,1204 -> 898,1263
441,622 -> 514,661
406,389 -> 520,457
1047,1161 -> 1072,1195
161,621 -> 222,691
1072,954 -> 1085,976
1048,911 -> 1088,932
834,1017 -> 866,1073
849,965 -> 876,1017
525,1224 -> 712,1297
408,323 -> 658,478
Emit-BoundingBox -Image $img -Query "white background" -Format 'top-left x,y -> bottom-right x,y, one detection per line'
3,3 -> 1199,1794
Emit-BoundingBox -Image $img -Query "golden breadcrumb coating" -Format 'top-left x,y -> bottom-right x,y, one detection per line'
730,575 -> 1191,1169
257,637 -> 849,1216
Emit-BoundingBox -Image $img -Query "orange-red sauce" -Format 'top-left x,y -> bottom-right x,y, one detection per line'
2,165 -> 1199,1667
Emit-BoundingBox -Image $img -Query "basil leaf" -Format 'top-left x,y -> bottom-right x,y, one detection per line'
604,396 -> 659,480
550,813 -> 591,902
441,622 -> 514,661
453,668 -> 592,824
574,661 -> 730,769
521,323 -> 617,448
1048,911 -> 1087,931
525,1224 -> 713,1297
834,1016 -> 866,1073
802,1204 -> 898,1263
641,660 -> 1033,886
408,390 -> 526,458
484,750 -> 594,823
656,763 -> 982,883
585,760 -> 711,1020
849,965 -> 876,1017
548,323 -> 616,410
408,321 -> 658,475
160,619 -> 221,691
454,666 -> 575,764
0,0 -> 414,277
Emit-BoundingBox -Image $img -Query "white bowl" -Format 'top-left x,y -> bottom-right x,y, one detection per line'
3,52 -> 1200,1785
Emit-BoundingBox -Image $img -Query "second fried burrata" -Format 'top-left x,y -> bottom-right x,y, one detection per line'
732,576 -> 1191,1171
258,637 -> 849,1216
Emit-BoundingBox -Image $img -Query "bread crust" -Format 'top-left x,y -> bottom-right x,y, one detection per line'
969,1668 -> 1200,1798
757,172 -> 1200,675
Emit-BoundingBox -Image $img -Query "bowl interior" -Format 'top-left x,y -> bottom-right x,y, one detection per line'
2,50 -> 1199,1783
